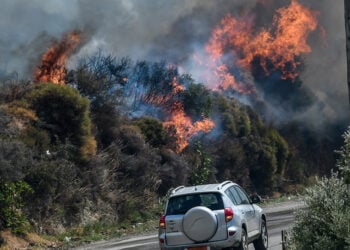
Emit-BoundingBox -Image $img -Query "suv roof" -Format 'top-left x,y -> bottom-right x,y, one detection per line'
170,181 -> 235,196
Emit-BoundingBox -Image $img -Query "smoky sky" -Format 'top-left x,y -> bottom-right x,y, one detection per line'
0,0 -> 348,127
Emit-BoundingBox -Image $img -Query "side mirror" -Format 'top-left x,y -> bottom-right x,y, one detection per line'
250,194 -> 262,204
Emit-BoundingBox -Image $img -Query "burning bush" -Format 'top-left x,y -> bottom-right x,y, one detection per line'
34,31 -> 81,85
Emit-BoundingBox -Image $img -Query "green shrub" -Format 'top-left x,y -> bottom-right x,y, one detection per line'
25,83 -> 96,161
24,155 -> 80,225
188,142 -> 212,185
290,127 -> 350,249
0,181 -> 33,234
290,173 -> 350,249
133,116 -> 168,148
337,127 -> 350,185
183,83 -> 212,118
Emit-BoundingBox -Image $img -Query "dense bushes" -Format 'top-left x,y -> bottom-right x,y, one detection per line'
290,173 -> 350,249
0,55 -> 342,238
68,54 -> 126,148
0,83 -> 97,233
67,54 -> 294,194
187,142 -> 212,185
0,181 -> 32,234
182,83 -> 212,118
290,127 -> 350,249
0,140 -> 34,233
208,95 -> 289,194
133,117 -> 168,148
337,127 -> 350,184
25,83 -> 96,161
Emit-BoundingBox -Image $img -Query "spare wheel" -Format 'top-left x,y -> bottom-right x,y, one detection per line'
183,206 -> 218,242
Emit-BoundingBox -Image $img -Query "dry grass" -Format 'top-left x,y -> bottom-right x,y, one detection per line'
0,230 -> 59,250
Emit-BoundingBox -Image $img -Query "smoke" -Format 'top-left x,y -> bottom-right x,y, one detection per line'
0,0 -> 259,73
0,0 -> 348,128
300,0 -> 348,126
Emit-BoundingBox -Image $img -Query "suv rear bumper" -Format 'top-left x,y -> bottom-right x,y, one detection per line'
159,226 -> 242,250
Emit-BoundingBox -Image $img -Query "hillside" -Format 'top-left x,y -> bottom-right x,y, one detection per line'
0,55 -> 347,238
0,0 -> 349,247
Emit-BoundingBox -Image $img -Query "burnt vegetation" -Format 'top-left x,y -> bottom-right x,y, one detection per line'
0,53 -> 347,236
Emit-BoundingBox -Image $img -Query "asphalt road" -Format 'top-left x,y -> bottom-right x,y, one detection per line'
74,200 -> 303,250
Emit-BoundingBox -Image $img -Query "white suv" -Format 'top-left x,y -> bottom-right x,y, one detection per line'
158,181 -> 268,250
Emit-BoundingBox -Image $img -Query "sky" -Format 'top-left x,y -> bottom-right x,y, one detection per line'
0,0 -> 348,128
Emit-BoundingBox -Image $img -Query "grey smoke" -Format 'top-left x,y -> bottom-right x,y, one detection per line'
0,0 -> 348,127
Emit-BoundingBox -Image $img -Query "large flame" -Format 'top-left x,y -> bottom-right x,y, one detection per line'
141,77 -> 214,153
34,31 -> 81,84
163,78 -> 214,153
163,101 -> 215,153
203,0 -> 318,92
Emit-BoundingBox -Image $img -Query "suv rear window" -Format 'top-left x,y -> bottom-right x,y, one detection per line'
166,193 -> 224,215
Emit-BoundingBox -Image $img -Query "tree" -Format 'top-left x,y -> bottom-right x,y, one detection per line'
182,83 -> 212,118
0,79 -> 32,105
208,95 -> 289,194
25,83 -> 96,161
68,53 -> 130,148
188,141 -> 212,185
133,116 -> 168,148
213,137 -> 250,187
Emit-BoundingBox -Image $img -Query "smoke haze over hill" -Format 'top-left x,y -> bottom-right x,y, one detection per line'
0,0 -> 348,128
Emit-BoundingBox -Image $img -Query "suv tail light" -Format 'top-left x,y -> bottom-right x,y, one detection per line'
224,207 -> 234,222
159,214 -> 166,228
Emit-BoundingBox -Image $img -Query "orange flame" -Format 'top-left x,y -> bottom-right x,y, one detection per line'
204,0 -> 318,90
141,76 -> 214,153
34,31 -> 81,84
163,101 -> 215,153
171,77 -> 185,93
142,77 -> 184,105
163,78 -> 215,153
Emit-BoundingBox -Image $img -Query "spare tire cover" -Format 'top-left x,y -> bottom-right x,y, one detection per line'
182,206 -> 218,242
